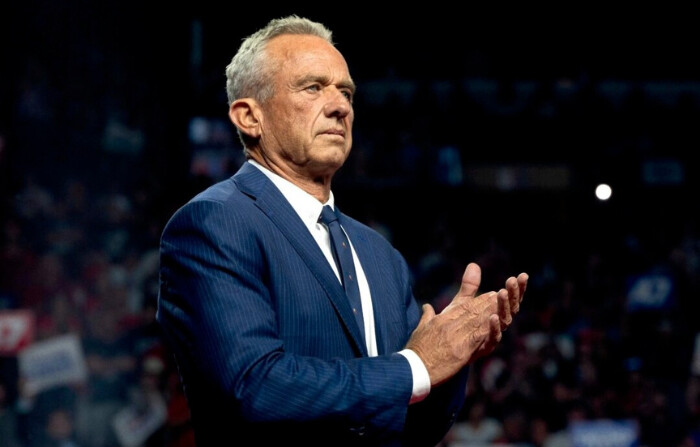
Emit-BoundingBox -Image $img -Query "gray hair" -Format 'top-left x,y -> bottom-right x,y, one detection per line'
225,15 -> 334,106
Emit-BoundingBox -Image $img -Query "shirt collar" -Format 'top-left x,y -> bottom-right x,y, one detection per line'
248,159 -> 334,229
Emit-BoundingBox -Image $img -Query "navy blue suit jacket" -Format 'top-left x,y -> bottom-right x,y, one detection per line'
157,162 -> 470,446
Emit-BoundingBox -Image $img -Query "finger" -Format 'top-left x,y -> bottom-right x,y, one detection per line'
510,272 -> 528,314
485,313 -> 502,351
456,262 -> 482,299
498,288 -> 512,329
505,276 -> 520,314
471,312 -> 502,364
517,272 -> 529,303
416,303 -> 435,329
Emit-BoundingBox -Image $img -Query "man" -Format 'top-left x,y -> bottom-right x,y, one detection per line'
157,15 -> 528,446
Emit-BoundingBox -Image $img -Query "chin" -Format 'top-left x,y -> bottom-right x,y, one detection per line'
323,146 -> 350,163
308,157 -> 345,177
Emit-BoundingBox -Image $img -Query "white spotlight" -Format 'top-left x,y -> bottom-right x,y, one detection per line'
595,183 -> 612,201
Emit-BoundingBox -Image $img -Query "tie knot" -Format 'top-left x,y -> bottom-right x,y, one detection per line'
319,205 -> 339,225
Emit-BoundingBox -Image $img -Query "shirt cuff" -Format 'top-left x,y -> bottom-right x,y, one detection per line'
398,348 -> 431,404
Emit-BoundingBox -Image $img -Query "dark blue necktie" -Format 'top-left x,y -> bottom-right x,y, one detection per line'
319,205 -> 365,339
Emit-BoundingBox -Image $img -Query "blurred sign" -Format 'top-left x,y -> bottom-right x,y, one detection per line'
112,392 -> 167,447
642,158 -> 684,185
188,116 -> 242,181
18,333 -> 88,394
626,272 -> 675,311
0,310 -> 35,355
570,419 -> 639,447
464,164 -> 571,190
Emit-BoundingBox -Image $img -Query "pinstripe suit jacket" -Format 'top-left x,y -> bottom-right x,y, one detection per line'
157,161 -> 470,446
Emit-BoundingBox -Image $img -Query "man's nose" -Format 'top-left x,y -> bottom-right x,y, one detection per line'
323,88 -> 352,117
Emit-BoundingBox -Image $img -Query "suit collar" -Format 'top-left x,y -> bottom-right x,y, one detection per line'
246,159 -> 330,235
232,162 -> 368,356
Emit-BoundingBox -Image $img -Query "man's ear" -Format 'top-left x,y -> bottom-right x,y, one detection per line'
229,99 -> 261,139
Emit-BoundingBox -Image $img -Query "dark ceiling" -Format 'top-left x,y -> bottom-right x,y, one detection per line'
5,3 -> 700,86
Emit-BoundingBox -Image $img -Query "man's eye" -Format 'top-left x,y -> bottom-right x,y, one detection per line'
305,85 -> 320,92
342,91 -> 353,102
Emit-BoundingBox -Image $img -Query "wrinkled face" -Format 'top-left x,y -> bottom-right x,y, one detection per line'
258,34 -> 355,178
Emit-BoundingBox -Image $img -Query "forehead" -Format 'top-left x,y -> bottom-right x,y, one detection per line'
266,34 -> 350,75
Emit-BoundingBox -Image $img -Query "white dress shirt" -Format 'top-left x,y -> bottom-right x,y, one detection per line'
248,160 -> 430,403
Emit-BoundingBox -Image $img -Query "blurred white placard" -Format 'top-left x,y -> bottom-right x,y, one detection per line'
112,392 -> 167,447
17,333 -> 88,394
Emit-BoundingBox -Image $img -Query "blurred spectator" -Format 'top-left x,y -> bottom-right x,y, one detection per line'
0,380 -> 23,447
14,380 -> 79,447
2,28 -> 700,445
35,292 -> 84,340
19,251 -> 84,318
492,406 -> 531,446
0,217 -> 36,309
161,373 -> 196,447
444,397 -> 504,445
30,406 -> 83,447
74,307 -> 136,447
538,399 -> 591,447
111,354 -> 168,447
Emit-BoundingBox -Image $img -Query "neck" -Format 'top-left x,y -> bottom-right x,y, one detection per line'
248,153 -> 332,203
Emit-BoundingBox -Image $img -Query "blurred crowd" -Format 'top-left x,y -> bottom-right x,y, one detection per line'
3,36 -> 700,446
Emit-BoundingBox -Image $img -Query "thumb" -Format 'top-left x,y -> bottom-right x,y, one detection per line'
456,262 -> 482,300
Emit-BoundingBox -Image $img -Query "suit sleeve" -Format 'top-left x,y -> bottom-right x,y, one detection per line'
157,198 -> 419,442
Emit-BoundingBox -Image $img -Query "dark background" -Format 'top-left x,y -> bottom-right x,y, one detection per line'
3,3 -> 698,280
2,3 -> 700,445
3,3 -> 699,246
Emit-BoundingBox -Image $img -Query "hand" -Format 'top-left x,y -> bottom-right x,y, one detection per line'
405,262 -> 528,386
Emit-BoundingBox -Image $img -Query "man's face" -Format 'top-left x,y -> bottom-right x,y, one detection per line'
258,34 -> 355,180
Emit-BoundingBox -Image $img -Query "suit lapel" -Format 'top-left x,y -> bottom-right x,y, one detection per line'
233,163 -> 368,356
